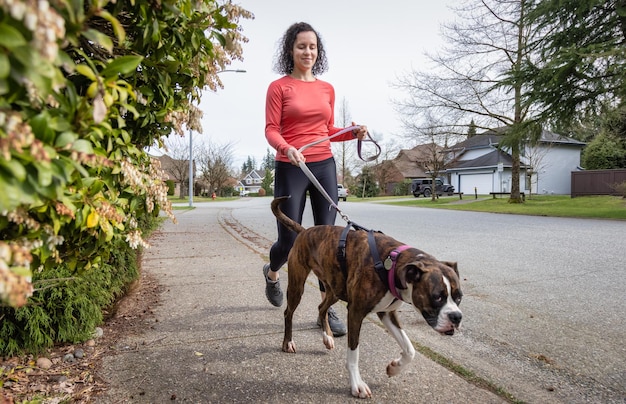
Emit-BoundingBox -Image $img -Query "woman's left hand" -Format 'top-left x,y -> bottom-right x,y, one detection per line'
352,122 -> 368,140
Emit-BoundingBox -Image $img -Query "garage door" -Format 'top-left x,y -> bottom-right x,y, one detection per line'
459,173 -> 494,195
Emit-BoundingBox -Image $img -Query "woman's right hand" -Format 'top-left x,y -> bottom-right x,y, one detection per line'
287,147 -> 306,166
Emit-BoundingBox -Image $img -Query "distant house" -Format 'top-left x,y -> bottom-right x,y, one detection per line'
154,154 -> 194,197
238,169 -> 267,195
445,129 -> 585,195
372,144 -> 440,195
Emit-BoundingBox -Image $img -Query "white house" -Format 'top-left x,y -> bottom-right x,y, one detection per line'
446,129 -> 585,195
238,169 -> 267,194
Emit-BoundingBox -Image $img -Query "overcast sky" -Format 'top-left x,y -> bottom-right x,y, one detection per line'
196,0 -> 455,168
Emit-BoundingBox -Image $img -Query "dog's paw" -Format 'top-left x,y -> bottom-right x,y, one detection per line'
386,359 -> 402,377
322,333 -> 335,350
282,340 -> 296,353
351,381 -> 372,399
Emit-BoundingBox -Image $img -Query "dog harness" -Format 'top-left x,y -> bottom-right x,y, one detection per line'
337,222 -> 410,301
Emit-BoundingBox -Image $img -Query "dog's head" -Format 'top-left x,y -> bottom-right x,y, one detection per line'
396,256 -> 463,335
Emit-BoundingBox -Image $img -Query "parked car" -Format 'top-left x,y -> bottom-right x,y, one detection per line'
411,178 -> 454,197
337,184 -> 348,201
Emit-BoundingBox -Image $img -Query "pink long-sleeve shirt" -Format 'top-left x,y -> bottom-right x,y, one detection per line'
265,76 -> 354,163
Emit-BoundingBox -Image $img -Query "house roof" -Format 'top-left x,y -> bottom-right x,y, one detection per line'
449,127 -> 585,151
536,130 -> 585,146
154,154 -> 190,182
242,169 -> 266,180
382,143 -> 439,178
449,149 -> 526,170
448,133 -> 503,152
395,143 -> 443,161
393,159 -> 428,178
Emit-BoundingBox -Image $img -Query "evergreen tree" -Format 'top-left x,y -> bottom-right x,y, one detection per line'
261,148 -> 275,170
261,167 -> 274,196
467,120 -> 477,138
241,156 -> 256,174
521,0 -> 626,126
356,166 -> 379,198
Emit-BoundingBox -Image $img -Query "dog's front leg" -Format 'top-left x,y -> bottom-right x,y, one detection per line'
378,311 -> 415,377
347,347 -> 371,398
346,312 -> 371,398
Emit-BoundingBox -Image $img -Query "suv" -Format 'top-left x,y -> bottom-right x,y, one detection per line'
337,184 -> 348,201
411,178 -> 454,197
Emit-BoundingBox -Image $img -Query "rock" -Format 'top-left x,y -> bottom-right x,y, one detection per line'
73,348 -> 85,358
63,353 -> 76,363
36,357 -> 53,369
50,375 -> 68,383
85,339 -> 96,347
92,327 -> 104,339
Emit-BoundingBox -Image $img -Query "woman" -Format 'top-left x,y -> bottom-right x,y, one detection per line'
263,22 -> 368,337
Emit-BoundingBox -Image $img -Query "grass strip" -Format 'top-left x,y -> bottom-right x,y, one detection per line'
413,342 -> 525,403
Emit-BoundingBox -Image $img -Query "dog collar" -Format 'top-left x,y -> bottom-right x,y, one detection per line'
384,245 -> 412,301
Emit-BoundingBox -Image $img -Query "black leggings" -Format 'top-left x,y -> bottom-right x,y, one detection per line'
269,158 -> 338,292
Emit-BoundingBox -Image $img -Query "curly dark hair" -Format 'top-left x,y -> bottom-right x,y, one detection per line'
273,22 -> 328,76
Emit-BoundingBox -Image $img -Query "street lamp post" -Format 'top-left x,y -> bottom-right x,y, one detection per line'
188,69 -> 246,207
188,128 -> 194,207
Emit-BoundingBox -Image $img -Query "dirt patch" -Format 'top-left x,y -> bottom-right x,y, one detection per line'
1,267 -> 163,403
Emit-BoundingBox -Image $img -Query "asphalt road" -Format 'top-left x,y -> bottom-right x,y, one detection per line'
219,197 -> 626,403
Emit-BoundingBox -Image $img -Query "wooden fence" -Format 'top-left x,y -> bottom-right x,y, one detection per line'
571,169 -> 626,197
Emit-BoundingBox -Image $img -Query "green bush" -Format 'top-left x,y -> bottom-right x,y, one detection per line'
394,180 -> 411,196
0,213 -> 161,356
166,180 -> 175,196
0,240 -> 137,356
581,132 -> 626,169
0,0 -> 252,355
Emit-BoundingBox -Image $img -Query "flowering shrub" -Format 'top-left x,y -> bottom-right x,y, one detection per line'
0,0 -> 251,350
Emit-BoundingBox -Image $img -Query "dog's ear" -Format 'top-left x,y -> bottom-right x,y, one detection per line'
442,261 -> 459,277
398,262 -> 425,289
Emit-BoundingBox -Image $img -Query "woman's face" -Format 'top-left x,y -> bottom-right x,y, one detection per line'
291,31 -> 318,73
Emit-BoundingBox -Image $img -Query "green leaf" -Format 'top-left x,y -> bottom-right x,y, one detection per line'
52,159 -> 74,180
83,29 -> 113,53
98,10 -> 126,44
0,180 -> 31,212
75,64 -> 97,81
130,197 -> 139,212
36,162 -> 53,187
0,54 -> 9,79
55,132 -> 77,148
70,159 -> 90,178
71,139 -> 94,154
0,158 -> 27,180
9,266 -> 32,277
0,24 -> 27,48
88,180 -> 104,197
101,55 -> 143,78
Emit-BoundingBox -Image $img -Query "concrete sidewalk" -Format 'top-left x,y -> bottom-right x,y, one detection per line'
96,205 -> 505,403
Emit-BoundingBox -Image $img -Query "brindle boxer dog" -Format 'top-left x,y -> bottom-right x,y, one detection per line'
271,196 -> 463,399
